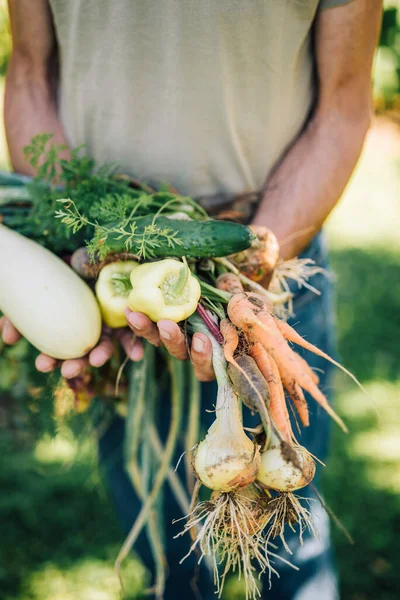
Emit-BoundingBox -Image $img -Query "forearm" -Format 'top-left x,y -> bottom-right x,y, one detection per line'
4,56 -> 68,175
253,0 -> 381,260
253,107 -> 370,259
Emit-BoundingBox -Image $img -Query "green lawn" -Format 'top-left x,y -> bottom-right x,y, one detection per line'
0,100 -> 399,598
323,123 -> 400,600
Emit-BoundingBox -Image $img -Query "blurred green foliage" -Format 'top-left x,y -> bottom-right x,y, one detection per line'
0,0 -> 10,77
374,2 -> 400,108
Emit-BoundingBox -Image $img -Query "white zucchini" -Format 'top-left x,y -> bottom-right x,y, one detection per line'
0,224 -> 102,359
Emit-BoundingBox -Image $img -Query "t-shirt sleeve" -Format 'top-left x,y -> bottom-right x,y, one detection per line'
319,0 -> 354,8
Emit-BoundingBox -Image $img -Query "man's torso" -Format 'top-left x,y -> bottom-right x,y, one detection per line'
50,0 -> 321,197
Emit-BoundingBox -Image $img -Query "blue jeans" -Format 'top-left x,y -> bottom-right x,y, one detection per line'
98,232 -> 339,600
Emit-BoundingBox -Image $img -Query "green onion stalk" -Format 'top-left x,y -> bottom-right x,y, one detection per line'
117,346 -> 184,598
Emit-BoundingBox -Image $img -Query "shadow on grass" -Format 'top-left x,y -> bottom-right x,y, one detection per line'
331,246 -> 400,382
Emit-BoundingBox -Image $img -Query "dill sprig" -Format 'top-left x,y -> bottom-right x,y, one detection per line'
55,198 -> 184,260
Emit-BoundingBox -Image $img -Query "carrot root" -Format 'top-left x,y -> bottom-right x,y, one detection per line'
281,377 -> 310,427
275,318 -> 367,397
250,342 -> 293,443
220,319 -> 275,443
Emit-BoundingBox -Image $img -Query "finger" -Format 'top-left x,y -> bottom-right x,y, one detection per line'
157,320 -> 188,361
125,310 -> 161,346
0,317 -> 22,345
89,336 -> 115,367
35,353 -> 59,373
191,333 -> 215,382
61,357 -> 89,379
118,329 -> 144,361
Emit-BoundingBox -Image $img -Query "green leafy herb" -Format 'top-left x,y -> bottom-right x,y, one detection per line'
55,197 -> 184,260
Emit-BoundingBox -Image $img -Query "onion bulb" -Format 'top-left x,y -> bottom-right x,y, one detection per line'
257,442 -> 315,492
189,314 -> 260,493
193,382 -> 260,492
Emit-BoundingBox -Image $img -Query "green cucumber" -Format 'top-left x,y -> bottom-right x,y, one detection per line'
106,216 -> 255,258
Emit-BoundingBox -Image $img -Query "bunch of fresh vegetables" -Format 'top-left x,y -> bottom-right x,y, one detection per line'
0,135 -> 364,600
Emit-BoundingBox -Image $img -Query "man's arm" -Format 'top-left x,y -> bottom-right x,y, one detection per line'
5,0 -> 68,174
252,0 -> 382,259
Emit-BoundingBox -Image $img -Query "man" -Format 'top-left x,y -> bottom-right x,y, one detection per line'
0,1 -> 382,598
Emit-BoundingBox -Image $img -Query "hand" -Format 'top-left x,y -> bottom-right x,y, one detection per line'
1,312 -> 215,382
0,316 -> 143,379
125,309 -> 215,382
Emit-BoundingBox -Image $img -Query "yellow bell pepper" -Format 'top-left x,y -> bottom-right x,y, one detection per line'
127,258 -> 201,323
95,261 -> 138,327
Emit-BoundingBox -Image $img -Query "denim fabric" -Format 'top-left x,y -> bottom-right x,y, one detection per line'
98,231 -> 339,600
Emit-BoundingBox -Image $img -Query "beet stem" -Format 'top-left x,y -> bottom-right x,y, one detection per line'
196,303 -> 224,344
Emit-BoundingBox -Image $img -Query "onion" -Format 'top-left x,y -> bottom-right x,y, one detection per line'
192,382 -> 260,492
257,442 -> 315,492
189,315 -> 260,492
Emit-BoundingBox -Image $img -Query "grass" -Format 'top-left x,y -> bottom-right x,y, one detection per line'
323,121 -> 400,600
0,92 -> 400,598
0,430 -> 148,600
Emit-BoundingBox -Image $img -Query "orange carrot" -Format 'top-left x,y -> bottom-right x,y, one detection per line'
269,355 -> 294,442
281,376 -> 309,427
252,336 -> 310,427
227,292 -> 348,432
250,342 -> 293,442
216,273 -> 244,295
292,353 -> 319,385
220,318 -> 239,362
275,318 -> 367,396
220,319 -> 274,441
230,225 -> 280,285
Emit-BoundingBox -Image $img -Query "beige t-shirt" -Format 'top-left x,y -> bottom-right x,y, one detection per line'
49,0 -> 352,198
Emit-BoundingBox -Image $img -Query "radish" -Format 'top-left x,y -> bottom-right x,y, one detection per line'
0,224 -> 102,359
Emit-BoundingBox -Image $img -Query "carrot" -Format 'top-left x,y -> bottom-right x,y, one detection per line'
292,353 -> 319,385
220,318 -> 263,410
281,376 -> 309,427
220,318 -> 239,362
216,273 -> 244,295
252,334 -> 309,427
227,292 -> 348,432
250,342 -> 293,443
249,340 -> 272,382
274,318 -> 366,395
230,225 -> 280,285
269,355 -> 295,442
227,292 -> 268,328
220,319 -> 274,442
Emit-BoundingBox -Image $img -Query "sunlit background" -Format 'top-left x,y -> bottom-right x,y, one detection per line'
0,2 -> 400,599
